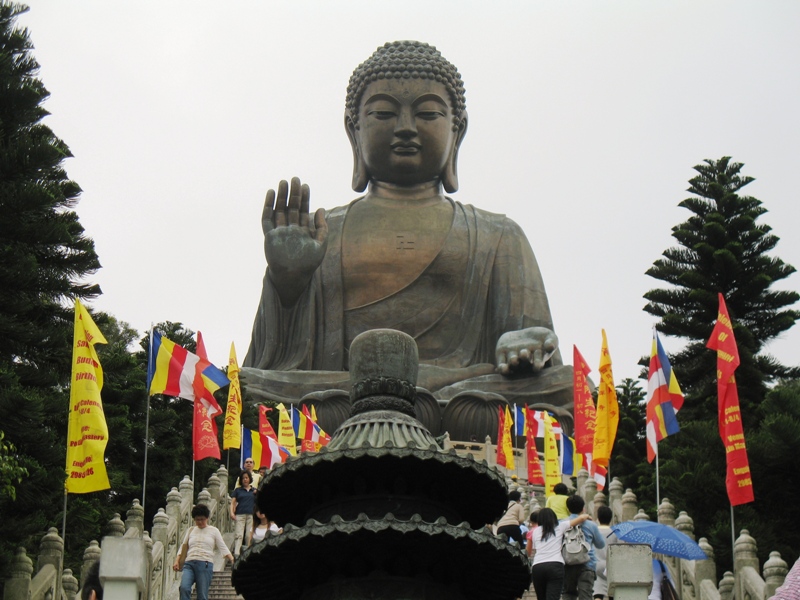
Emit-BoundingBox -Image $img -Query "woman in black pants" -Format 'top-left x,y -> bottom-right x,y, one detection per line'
530,508 -> 590,600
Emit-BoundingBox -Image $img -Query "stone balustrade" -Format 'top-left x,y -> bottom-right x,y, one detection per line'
2,466 -> 232,600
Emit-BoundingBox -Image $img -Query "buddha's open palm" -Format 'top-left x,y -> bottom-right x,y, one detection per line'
495,327 -> 558,375
263,177 -> 328,306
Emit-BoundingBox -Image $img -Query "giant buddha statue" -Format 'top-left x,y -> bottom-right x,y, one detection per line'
242,41 -> 574,436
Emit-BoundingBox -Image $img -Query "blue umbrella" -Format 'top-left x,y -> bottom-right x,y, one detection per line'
610,521 -> 707,561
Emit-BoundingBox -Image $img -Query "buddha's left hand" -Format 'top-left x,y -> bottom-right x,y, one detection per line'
495,327 -> 558,375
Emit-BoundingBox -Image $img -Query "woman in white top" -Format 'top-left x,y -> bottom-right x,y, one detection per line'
530,507 -> 590,600
250,507 -> 281,545
172,504 -> 234,600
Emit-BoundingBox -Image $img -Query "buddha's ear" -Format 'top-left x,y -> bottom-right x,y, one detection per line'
442,111 -> 468,194
345,112 -> 369,192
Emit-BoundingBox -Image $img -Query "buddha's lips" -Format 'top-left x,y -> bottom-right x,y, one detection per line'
391,143 -> 421,154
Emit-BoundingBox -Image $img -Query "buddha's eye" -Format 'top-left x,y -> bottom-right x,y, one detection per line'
416,110 -> 443,121
367,110 -> 396,120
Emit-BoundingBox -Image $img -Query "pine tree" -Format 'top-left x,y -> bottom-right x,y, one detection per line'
0,2 -> 101,584
644,157 -> 799,423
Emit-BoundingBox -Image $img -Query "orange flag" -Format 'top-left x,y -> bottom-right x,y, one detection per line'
706,294 -> 754,506
573,345 -> 595,454
592,330 -> 618,467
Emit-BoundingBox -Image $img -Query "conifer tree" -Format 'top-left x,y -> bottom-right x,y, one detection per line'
0,2 -> 101,582
644,157 -> 799,423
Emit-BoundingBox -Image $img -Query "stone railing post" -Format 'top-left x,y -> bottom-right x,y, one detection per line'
582,477 -> 598,509
608,477 -> 624,523
657,498 -> 675,527
165,487 -> 182,525
125,499 -> 145,535
216,465 -> 229,496
62,568 -> 79,600
484,435 -> 493,466
621,489 -> 638,523
2,547 -> 33,600
576,468 -> 588,499
763,551 -> 788,598
179,475 -> 194,505
733,530 -> 759,600
207,472 -> 221,503
37,528 -> 64,600
442,432 -> 452,451
634,509 -> 650,522
151,509 -> 170,548
197,488 -> 212,508
99,536 -> 148,600
719,570 -> 735,600
593,492 -> 608,518
106,513 -> 126,537
608,543 -> 653,600
675,511 -> 695,540
695,538 -> 717,587
81,539 -> 101,588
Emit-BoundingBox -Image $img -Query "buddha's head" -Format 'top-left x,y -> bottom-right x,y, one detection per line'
345,41 -> 468,193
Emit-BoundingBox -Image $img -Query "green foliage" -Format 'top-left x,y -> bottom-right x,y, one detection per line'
644,157 -> 799,423
609,378 -> 651,507
0,430 -> 27,500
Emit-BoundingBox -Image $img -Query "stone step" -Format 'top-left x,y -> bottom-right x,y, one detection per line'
191,564 -> 242,600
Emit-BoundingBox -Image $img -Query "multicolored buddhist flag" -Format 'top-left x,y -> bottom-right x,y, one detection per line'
223,343 -> 242,450
524,406 -> 545,485
241,426 -> 290,470
646,330 -> 683,462
66,300 -> 110,494
514,405 -> 526,436
302,405 -> 331,450
707,294 -> 754,506
148,331 -> 229,401
592,330 -> 618,467
560,435 -> 582,477
573,345 -> 596,454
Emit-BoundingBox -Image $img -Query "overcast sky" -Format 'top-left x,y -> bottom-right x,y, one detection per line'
18,1 -> 800,385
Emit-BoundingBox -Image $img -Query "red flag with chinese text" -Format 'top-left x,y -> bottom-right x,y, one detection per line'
258,405 -> 279,440
192,332 -> 222,461
496,406 -> 507,468
706,294 -> 754,506
524,406 -> 545,485
573,345 -> 595,454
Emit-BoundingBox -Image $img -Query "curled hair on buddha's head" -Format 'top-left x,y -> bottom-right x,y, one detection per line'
345,40 -> 466,130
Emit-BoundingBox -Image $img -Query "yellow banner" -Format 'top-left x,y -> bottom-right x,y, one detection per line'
276,403 -> 297,455
223,343 -> 242,450
592,329 -> 619,467
66,300 -> 110,493
544,413 -> 561,495
501,405 -> 516,470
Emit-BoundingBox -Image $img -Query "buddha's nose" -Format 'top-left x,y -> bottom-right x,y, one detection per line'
394,108 -> 417,137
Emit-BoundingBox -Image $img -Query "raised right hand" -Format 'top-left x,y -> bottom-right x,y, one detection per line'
263,177 -> 328,306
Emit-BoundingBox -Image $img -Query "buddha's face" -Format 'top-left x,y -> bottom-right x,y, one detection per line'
355,78 -> 457,187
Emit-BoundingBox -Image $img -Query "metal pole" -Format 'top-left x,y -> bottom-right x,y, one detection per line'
655,444 -> 660,508
731,505 -> 736,561
142,324 -> 154,515
61,492 -> 68,541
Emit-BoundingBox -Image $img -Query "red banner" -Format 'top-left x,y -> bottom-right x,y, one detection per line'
706,294 -> 754,506
496,406 -> 507,467
524,406 -> 545,485
192,332 -> 221,461
258,405 -> 279,440
573,345 -> 595,453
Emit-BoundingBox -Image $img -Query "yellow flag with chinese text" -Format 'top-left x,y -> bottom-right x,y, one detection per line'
592,329 -> 619,467
222,343 -> 242,450
501,405 -> 516,470
276,403 -> 297,455
65,300 -> 110,493
543,412 -> 561,496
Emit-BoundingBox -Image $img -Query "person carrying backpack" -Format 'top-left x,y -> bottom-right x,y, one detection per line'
563,495 -> 605,600
530,508 -> 592,600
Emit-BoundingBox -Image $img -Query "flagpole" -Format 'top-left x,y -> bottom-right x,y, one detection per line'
655,444 -> 660,507
142,323 -> 154,516
730,505 -> 736,560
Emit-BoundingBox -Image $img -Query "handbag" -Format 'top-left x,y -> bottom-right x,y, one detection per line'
176,526 -> 195,570
658,560 -> 679,600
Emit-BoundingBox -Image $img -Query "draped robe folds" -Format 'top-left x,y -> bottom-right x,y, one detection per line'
242,199 -> 573,408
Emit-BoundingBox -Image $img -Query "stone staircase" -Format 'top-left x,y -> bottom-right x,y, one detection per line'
197,563 -> 241,600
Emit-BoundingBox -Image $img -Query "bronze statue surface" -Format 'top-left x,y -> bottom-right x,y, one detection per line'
242,41 -> 573,419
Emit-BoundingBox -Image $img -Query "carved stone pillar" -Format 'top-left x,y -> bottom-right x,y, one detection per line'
125,499 -> 144,535
621,488 -> 638,523
216,465 -> 229,495
695,538 -> 716,588
62,568 -> 79,600
576,468 -> 588,499
733,530 -> 758,600
38,528 -> 64,600
634,509 -> 649,522
657,498 -> 675,527
582,477 -> 598,509
179,475 -> 194,504
607,543 -> 653,600
608,477 -> 623,506
2,547 -> 33,600
106,513 -> 125,537
718,571 -> 734,600
81,539 -> 101,588
593,492 -> 608,518
484,435 -> 493,465
207,472 -> 221,502
763,550 -> 788,598
674,511 -> 695,540
99,536 -> 148,600
165,487 -> 182,526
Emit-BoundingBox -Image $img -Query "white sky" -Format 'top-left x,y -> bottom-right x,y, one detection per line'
18,1 -> 800,384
